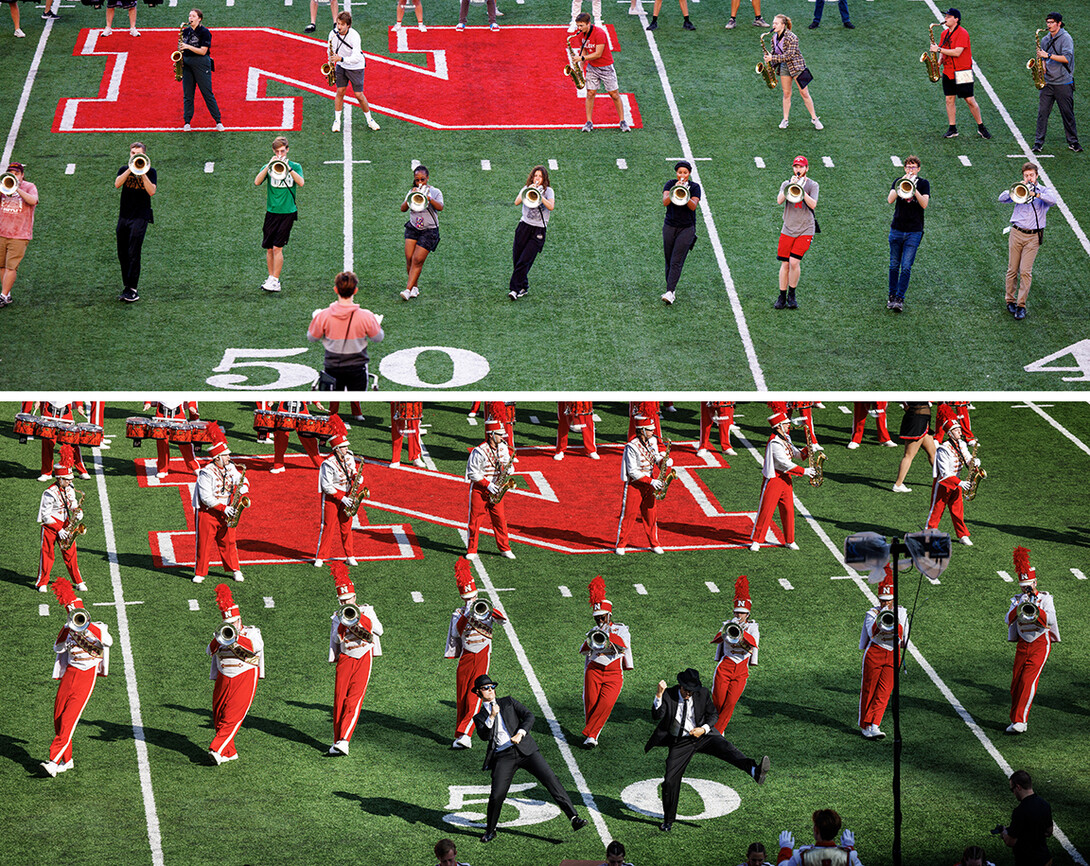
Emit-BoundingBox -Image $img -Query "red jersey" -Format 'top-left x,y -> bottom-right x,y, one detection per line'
580,25 -> 613,67
940,24 -> 972,76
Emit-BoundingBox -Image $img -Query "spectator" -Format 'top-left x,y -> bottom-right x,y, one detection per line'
1000,770 -> 1053,866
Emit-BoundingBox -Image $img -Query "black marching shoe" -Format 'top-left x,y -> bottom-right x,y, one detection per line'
683,19 -> 695,29
786,289 -> 798,310
1031,144 -> 1043,154
943,126 -> 959,138
772,293 -> 787,309
1007,301 -> 1018,315
481,830 -> 497,843
1014,306 -> 1027,320
660,821 -> 673,832
646,18 -> 658,30
843,21 -> 855,28
808,20 -> 819,28
571,816 -> 588,831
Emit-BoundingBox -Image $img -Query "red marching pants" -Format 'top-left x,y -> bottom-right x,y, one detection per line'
155,439 -> 198,475
316,495 -> 359,560
556,412 -> 596,456
273,431 -> 321,470
582,663 -> 623,739
49,665 -> 98,764
391,410 -> 422,463
466,484 -> 511,555
699,403 -> 735,454
210,667 -> 259,758
712,657 -> 750,733
38,523 -> 82,588
616,479 -> 659,549
927,477 -> 969,538
858,644 -> 897,728
333,652 -> 373,744
751,475 -> 795,545
850,402 -> 891,445
41,440 -> 88,476
195,509 -> 241,577
1010,638 -> 1050,725
455,646 -> 490,737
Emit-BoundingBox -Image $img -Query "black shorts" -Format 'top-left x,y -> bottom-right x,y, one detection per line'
334,65 -> 365,91
263,211 -> 297,249
404,223 -> 440,252
942,74 -> 974,99
898,409 -> 931,442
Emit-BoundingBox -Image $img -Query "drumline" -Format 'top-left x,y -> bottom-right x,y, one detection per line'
125,416 -> 214,445
252,408 -> 334,439
14,413 -> 104,447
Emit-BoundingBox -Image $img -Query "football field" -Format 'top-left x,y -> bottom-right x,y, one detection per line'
3,399 -> 1088,866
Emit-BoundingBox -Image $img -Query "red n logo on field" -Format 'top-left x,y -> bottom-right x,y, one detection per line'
54,26 -> 641,132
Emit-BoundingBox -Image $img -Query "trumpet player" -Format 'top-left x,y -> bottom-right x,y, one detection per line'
328,11 -> 381,134
115,142 -> 155,303
0,161 -> 37,308
179,9 -> 224,132
41,579 -> 112,777
925,404 -> 976,546
315,415 -> 361,568
464,419 -> 516,560
399,165 -> 442,302
580,576 -> 633,747
508,166 -> 554,301
660,160 -> 701,305
1033,13 -> 1081,155
615,418 -> 668,555
1005,547 -> 1059,734
749,405 -> 817,552
255,136 -> 303,293
773,155 -> 818,310
858,569 -> 907,739
36,446 -> 87,593
193,423 -> 247,584
998,162 -> 1056,320
886,156 -> 929,312
328,563 -> 383,755
710,576 -> 758,733
207,583 -> 264,765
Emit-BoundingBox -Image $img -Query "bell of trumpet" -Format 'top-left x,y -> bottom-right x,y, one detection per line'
269,159 -> 290,183
670,183 -> 691,206
0,172 -> 18,195
339,603 -> 361,626
1017,600 -> 1040,624
785,179 -> 805,204
405,188 -> 429,213
724,621 -> 744,645
896,177 -> 918,200
877,609 -> 898,633
523,185 -> 543,207
70,609 -> 91,633
470,598 -> 492,620
1009,182 -> 1034,205
215,623 -> 238,647
129,153 -> 151,176
587,628 -> 611,651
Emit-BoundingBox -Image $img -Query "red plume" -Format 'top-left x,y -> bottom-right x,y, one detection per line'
215,583 -> 235,613
207,421 -> 228,447
733,575 -> 750,603
767,401 -> 788,415
936,403 -> 958,431
1013,546 -> 1031,576
329,414 -> 347,438
330,561 -> 349,583
455,557 -> 472,584
588,575 -> 606,606
58,444 -> 76,470
52,577 -> 77,608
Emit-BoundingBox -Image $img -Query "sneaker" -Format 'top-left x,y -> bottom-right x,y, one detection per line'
553,452 -> 565,461
619,121 -> 631,132
786,293 -> 798,309
451,734 -> 473,749
646,20 -> 657,30
418,23 -> 427,31
40,761 -> 59,777
683,19 -> 696,30
346,557 -> 359,566
861,725 -> 880,739
412,457 -> 426,467
514,288 -> 528,298
43,10 -> 59,19
76,582 -> 88,591
304,23 -> 316,32
808,20 -> 819,28
811,116 -> 824,130
314,559 -> 324,568
787,542 -> 800,550
847,441 -> 860,450
1014,306 -> 1027,320
183,123 -> 192,132
1071,143 -> 1084,153
120,287 -> 140,303
456,22 -> 465,30
581,121 -> 593,132
749,542 -> 760,552
101,26 -> 112,35
568,19 -> 577,32
978,124 -> 991,139
1031,144 -> 1043,154
209,750 -> 225,766
269,466 -> 286,474
332,118 -> 341,132
393,22 -> 403,31
1006,722 -> 1027,734
490,22 -> 499,31
215,122 -> 224,132
262,277 -> 281,293
779,118 -> 789,129
843,21 -> 855,28
725,17 -> 736,29
892,483 -> 911,493
652,546 -> 665,554
496,9 -> 504,16
508,290 -> 519,300
583,736 -> 598,748
464,552 -> 479,560
193,575 -> 205,583
14,28 -> 25,37
129,27 -> 140,37
943,127 -> 958,138
892,300 -> 904,312
409,286 -> 419,298
0,294 -> 11,307
589,451 -> 600,460
886,299 -> 894,309
881,440 -> 897,447
755,16 -> 770,26
37,474 -> 52,482
57,759 -> 74,773
502,550 -> 516,560
958,536 -> 973,547
773,294 -> 787,309
661,290 -> 675,305
38,584 -> 49,593
615,547 -> 626,556
233,570 -> 245,581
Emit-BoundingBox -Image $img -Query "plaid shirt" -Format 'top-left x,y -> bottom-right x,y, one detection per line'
768,30 -> 807,78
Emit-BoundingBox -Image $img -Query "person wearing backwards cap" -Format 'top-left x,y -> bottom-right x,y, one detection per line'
1033,12 -> 1081,155
930,8 -> 991,140
646,668 -> 770,832
710,576 -> 759,733
749,404 -> 817,552
615,417 -> 670,555
925,404 -> 979,546
36,445 -> 88,593
315,414 -> 362,568
0,161 -> 38,307
464,419 -> 517,560
447,559 -> 508,749
328,562 -> 383,755
858,565 -> 908,740
773,155 -> 819,311
580,576 -> 633,748
207,583 -> 264,764
193,422 -> 248,583
1005,547 -> 1060,734
471,673 -> 588,843
777,809 -> 863,866
41,578 -> 112,777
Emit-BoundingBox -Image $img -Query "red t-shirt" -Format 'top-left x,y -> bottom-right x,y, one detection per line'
0,181 -> 37,241
940,25 -> 972,77
581,25 -> 613,67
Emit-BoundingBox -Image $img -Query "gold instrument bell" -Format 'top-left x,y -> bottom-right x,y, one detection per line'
129,153 -> 151,176
0,172 -> 20,194
670,183 -> 691,206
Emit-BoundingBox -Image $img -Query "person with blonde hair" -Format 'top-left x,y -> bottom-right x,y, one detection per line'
763,15 -> 822,130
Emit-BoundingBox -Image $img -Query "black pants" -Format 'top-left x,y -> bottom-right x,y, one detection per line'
661,734 -> 754,824
663,223 -> 695,294
510,221 -> 546,293
182,56 -> 222,124
1035,82 -> 1079,147
486,748 -> 577,832
116,216 -> 148,291
323,363 -> 370,392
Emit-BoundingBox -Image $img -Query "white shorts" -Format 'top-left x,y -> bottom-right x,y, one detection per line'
585,63 -> 618,92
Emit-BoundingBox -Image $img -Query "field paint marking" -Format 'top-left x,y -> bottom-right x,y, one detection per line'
640,14 -> 766,390
204,161 -> 214,173
777,578 -> 794,591
66,163 -> 76,175
559,585 -> 572,597
1072,569 -> 1087,581
634,583 -> 648,595
821,156 -> 834,168
754,156 -> 765,169
342,105 -> 354,272
39,603 -> 50,616
465,541 -> 611,847
548,159 -> 558,170
738,427 -> 1088,866
188,599 -> 200,611
263,597 -> 275,608
997,570 -> 1014,583
958,155 -> 972,167
1023,401 -> 1090,456
616,158 -> 628,170
411,591 -> 424,603
891,155 -> 903,167
90,448 -> 164,866
706,581 -> 719,593
2,16 -> 53,168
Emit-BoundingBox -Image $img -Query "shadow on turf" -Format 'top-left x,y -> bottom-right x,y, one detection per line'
84,717 -> 211,763
161,703 -> 327,755
0,732 -> 51,776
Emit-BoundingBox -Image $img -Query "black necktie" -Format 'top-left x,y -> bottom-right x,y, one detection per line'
680,698 -> 689,736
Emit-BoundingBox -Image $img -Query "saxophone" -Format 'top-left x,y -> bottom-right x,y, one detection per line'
1027,28 -> 1046,90
653,438 -> 677,501
563,38 -> 587,90
225,466 -> 250,529
343,458 -> 370,518
962,440 -> 987,501
59,490 -> 86,552
921,23 -> 941,83
489,455 -> 517,503
799,420 -> 826,487
172,22 -> 185,83
756,32 -> 777,90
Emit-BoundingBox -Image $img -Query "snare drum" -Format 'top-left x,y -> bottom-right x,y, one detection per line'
166,420 -> 192,443
189,420 -> 213,443
273,411 -> 300,431
146,418 -> 172,440
125,416 -> 149,440
14,413 -> 37,437
34,418 -> 60,440
56,423 -> 81,445
253,409 -> 277,432
76,424 -> 105,447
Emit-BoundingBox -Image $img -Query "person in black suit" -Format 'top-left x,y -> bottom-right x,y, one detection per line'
645,668 -> 770,832
471,674 -> 589,843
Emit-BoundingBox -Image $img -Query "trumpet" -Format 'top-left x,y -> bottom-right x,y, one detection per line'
129,153 -> 151,176
586,627 -> 613,652
669,181 -> 691,206
522,185 -> 544,207
724,621 -> 744,646
321,60 -> 336,87
1027,28 -> 1046,90
921,23 -> 941,83
68,610 -> 103,658
215,623 -> 238,647
470,598 -> 492,621
1017,599 -> 1040,624
172,21 -> 185,83
785,177 -> 806,204
757,32 -> 777,90
896,176 -> 918,200
404,187 -> 429,213
878,609 -> 897,633
1009,181 -> 1037,205
0,172 -> 20,195
338,603 -> 374,641
564,39 -> 586,90
70,609 -> 91,633
269,159 -> 290,183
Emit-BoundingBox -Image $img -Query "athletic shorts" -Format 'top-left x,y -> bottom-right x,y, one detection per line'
262,211 -> 297,249
335,65 -> 365,91
404,224 -> 440,252
942,74 -> 974,99
777,233 -> 813,261
584,63 -> 619,93
0,237 -> 29,271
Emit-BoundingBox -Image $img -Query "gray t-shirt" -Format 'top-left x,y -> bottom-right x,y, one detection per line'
520,186 -> 554,228
780,177 -> 819,237
406,185 -> 443,231
1042,28 -> 1074,85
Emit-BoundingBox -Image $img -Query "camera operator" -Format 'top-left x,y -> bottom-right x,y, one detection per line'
995,770 -> 1053,866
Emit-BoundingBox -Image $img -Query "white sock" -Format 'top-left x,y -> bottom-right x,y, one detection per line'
335,110 -> 343,122
364,111 -> 373,121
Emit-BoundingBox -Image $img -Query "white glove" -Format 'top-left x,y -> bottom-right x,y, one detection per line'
841,829 -> 855,848
803,467 -> 817,478
651,478 -> 664,491
487,482 -> 500,495
812,443 -> 825,452
959,480 -> 971,492
375,313 -> 385,327
665,457 -> 674,467
224,506 -> 238,519
58,529 -> 70,542
972,458 -> 981,467
779,831 -> 795,850
74,510 -> 84,522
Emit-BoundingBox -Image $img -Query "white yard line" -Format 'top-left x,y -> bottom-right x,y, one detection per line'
1023,401 -> 1090,456
341,105 -> 354,272
91,448 -> 164,866
2,20 -> 53,167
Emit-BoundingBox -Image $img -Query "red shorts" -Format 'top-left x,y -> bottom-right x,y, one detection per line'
777,233 -> 813,261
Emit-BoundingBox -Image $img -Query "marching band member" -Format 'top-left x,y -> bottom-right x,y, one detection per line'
328,562 -> 383,755
464,419 -> 517,560
764,17 -> 822,130
573,13 -> 630,132
627,400 -> 662,441
660,161 -> 701,305
447,559 -> 507,749
207,583 -> 264,764
749,405 -> 816,551
945,401 -> 975,446
270,399 -> 323,474
115,142 -> 155,303
40,579 -> 112,777
858,569 -> 908,739
886,156 -> 929,312
179,8 -> 224,132
773,155 -> 819,310
555,401 -> 598,460
255,136 -> 303,294
848,402 -> 895,449
399,164 -> 443,301
146,399 -> 200,477
391,400 -> 425,467
193,423 -> 247,584
315,415 -> 362,568
568,0 -> 602,32
930,8 -> 991,141
615,418 -> 669,555
33,399 -> 90,481
926,404 -> 978,545
328,11 -> 381,133
1005,547 -> 1060,734
777,810 -> 862,866
998,163 -> 1056,321
508,166 -> 554,301
711,576 -> 759,733
698,400 -> 736,457
36,446 -> 87,593
483,401 -> 516,457
580,576 -> 633,747
0,160 -> 38,307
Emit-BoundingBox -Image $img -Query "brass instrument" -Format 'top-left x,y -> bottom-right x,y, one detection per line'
564,39 -> 587,90
172,21 -> 185,83
522,185 -> 544,207
878,609 -> 897,633
669,181 -> 691,206
215,623 -> 260,665
1027,28 -> 1046,90
921,23 -> 941,83
269,159 -> 290,183
489,456 -> 517,503
1017,599 -> 1040,624
466,598 -> 495,637
68,610 -> 103,658
129,153 -> 151,176
896,176 -> 918,200
724,621 -> 744,646
756,32 -> 777,90
59,490 -> 86,552
785,177 -> 805,204
1009,181 -> 1036,205
0,172 -> 19,195
962,440 -> 986,501
338,603 -> 373,642
653,438 -> 677,501
225,466 -> 250,528
404,187 -> 429,213
586,628 -> 613,652
343,458 -> 370,518
794,417 -> 826,487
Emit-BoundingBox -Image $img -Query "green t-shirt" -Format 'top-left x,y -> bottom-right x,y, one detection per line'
263,159 -> 303,214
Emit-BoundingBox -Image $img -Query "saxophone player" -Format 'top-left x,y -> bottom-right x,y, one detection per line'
1005,547 -> 1059,734
179,8 -> 224,132
615,418 -> 668,555
710,576 -> 758,733
1033,13 -> 1081,154
464,420 -> 516,560
328,11 -> 381,134
925,404 -> 977,546
315,415 -> 362,568
192,423 -> 247,584
36,446 -> 87,593
748,404 -> 817,552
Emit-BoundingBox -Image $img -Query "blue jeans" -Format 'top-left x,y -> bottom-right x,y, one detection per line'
888,229 -> 922,301
813,0 -> 850,24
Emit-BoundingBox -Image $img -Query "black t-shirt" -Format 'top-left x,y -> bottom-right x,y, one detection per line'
181,24 -> 212,52
890,176 -> 930,233
1009,793 -> 1052,866
117,166 -> 156,222
664,179 -> 701,228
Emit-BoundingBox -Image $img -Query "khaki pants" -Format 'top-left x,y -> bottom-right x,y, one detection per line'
1005,227 -> 1041,307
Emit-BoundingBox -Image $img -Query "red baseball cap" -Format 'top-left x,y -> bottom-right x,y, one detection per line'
792,155 -> 808,168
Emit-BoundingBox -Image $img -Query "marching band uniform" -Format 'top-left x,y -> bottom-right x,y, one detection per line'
789,401 -> 819,448
315,416 -> 362,568
448,559 -> 507,749
615,420 -> 668,555
147,399 -> 199,476
37,447 -> 86,592
858,571 -> 908,739
698,400 -> 736,457
711,576 -> 759,733
483,401 -> 516,457
581,577 -> 633,746
777,834 -> 864,866
554,401 -> 598,460
1005,547 -> 1060,734
749,406 -> 816,552
328,564 -> 383,755
35,400 -> 90,481
465,420 -> 516,559
41,579 -> 112,777
848,401 -> 895,449
935,401 -> 975,445
271,400 -> 323,474
391,401 -> 425,467
193,424 -> 247,583
207,584 -> 264,764
627,400 -> 662,441
926,404 -> 977,545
